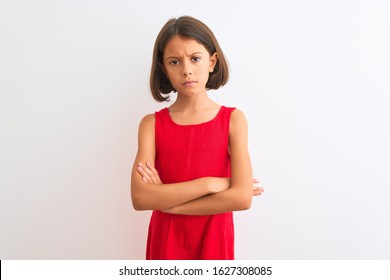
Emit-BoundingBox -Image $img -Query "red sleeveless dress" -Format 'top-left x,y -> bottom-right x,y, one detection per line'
146,106 -> 236,260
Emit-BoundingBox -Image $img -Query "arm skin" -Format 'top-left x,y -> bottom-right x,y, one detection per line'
130,114 -> 230,211
138,163 -> 263,197
136,109 -> 262,215
160,109 -> 255,215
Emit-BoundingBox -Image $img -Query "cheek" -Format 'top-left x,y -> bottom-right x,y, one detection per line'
164,68 -> 175,80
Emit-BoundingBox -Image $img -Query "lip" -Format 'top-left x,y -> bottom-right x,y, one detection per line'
182,80 -> 197,86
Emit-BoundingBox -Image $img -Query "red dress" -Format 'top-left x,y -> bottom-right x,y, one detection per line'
146,106 -> 236,260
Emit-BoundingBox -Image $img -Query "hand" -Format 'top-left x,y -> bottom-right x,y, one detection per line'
137,161 -> 162,184
162,178 -> 263,214
207,177 -> 231,193
208,177 -> 264,196
253,178 -> 264,196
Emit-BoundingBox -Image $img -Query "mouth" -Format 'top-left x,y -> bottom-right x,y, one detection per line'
182,80 -> 197,86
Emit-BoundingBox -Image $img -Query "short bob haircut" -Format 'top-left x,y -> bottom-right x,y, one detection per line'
150,16 -> 229,102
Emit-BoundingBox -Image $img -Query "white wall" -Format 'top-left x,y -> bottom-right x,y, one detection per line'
1,0 -> 389,259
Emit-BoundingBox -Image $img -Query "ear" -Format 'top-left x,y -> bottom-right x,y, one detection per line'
209,52 -> 218,73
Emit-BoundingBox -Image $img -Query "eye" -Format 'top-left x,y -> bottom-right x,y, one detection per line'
169,59 -> 180,65
192,56 -> 201,62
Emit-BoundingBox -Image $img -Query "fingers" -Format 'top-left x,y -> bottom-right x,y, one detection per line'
137,163 -> 152,183
252,178 -> 264,196
253,186 -> 264,196
137,162 -> 162,184
145,162 -> 162,184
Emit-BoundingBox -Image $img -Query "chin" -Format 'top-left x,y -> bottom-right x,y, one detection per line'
179,86 -> 207,96
177,88 -> 197,96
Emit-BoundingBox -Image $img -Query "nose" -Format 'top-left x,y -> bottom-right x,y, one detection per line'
182,61 -> 192,76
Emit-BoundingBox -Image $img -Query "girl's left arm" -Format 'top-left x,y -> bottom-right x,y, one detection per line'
162,109 -> 254,215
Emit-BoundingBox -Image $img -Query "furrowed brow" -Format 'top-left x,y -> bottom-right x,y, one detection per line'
165,52 -> 204,60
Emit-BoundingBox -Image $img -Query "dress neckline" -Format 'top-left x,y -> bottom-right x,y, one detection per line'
165,106 -> 225,127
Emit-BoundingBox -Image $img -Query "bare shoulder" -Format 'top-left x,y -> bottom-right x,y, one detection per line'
140,113 -> 155,124
231,108 -> 247,122
137,113 -> 155,145
230,108 -> 248,134
138,113 -> 155,130
136,113 -> 156,157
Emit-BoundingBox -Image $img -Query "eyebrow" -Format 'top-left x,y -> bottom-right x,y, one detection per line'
165,52 -> 204,60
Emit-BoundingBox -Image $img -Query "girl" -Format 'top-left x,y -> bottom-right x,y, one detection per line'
131,16 -> 263,260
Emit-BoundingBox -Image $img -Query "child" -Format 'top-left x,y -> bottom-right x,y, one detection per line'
131,16 -> 263,260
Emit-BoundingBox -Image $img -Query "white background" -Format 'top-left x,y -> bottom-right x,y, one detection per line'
1,0 -> 389,259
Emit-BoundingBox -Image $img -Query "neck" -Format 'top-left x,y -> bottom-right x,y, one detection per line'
170,90 -> 218,112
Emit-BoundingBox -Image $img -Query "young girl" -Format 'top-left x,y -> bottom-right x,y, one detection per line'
131,16 -> 263,260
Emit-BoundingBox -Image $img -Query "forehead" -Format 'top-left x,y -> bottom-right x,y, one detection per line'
163,35 -> 208,57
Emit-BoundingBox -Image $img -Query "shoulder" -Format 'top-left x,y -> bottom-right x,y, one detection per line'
137,114 -> 156,148
229,108 -> 248,139
138,113 -> 155,133
139,113 -> 155,125
139,107 -> 169,125
230,108 -> 248,128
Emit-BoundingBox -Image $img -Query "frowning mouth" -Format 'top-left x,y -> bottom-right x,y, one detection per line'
182,81 -> 197,86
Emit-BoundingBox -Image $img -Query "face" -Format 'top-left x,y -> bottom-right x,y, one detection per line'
162,35 -> 217,96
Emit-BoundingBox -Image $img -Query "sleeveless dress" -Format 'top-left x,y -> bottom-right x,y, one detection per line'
146,106 -> 236,260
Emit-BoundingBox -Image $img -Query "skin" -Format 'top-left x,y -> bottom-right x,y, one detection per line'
130,35 -> 264,215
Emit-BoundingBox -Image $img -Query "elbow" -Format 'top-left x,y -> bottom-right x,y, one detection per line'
131,189 -> 147,211
132,201 -> 144,211
131,180 -> 154,211
131,197 -> 144,211
234,189 -> 253,211
132,198 -> 151,211
239,196 -> 253,210
131,188 -> 159,211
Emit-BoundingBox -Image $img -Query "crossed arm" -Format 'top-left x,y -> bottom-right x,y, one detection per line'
130,109 -> 264,215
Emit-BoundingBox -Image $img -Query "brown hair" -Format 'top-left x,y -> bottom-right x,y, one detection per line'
150,16 -> 229,102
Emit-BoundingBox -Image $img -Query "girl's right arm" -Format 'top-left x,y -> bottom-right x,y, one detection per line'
130,114 -> 229,211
